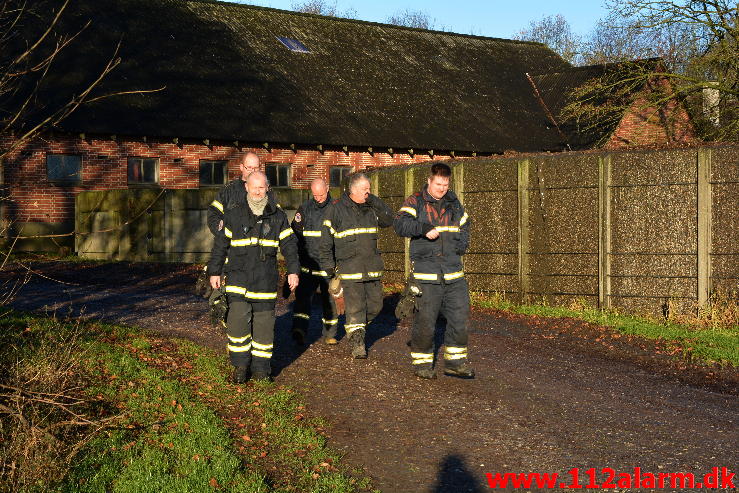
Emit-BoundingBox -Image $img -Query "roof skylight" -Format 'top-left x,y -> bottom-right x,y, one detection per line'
277,36 -> 310,53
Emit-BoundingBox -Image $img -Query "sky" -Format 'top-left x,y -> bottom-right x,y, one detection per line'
230,0 -> 611,39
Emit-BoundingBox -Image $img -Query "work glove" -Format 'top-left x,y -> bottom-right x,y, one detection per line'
208,287 -> 229,332
395,279 -> 422,320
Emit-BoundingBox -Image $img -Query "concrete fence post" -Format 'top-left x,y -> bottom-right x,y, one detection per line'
403,167 -> 414,278
518,159 -> 530,302
598,154 -> 612,309
697,148 -> 713,307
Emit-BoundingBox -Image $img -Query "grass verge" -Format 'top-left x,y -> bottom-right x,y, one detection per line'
0,311 -> 373,493
470,292 -> 739,367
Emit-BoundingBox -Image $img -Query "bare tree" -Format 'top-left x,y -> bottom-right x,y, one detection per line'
290,0 -> 357,18
513,14 -> 582,64
0,0 -> 160,301
386,8 -> 435,29
594,0 -> 739,140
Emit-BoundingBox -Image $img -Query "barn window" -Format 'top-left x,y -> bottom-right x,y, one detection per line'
128,157 -> 159,184
276,36 -> 310,53
266,163 -> 291,187
330,166 -> 353,188
199,160 -> 228,186
46,154 -> 82,184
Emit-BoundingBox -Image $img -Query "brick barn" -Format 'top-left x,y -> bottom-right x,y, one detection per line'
0,0 -> 696,251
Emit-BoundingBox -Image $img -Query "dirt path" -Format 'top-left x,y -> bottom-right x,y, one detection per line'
4,262 -> 738,492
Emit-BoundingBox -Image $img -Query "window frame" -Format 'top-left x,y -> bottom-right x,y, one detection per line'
46,153 -> 83,185
329,165 -> 353,188
199,159 -> 228,187
265,163 -> 291,188
127,156 -> 160,186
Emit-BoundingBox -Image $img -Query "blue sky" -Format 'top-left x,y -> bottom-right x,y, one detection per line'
230,0 -> 611,38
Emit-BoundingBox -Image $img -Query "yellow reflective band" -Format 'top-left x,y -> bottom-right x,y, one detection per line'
279,228 -> 293,240
460,212 -> 469,226
252,341 -> 274,351
302,230 -> 322,237
367,271 -> 383,277
225,257 -> 229,264
323,219 -> 332,228
445,346 -> 467,354
345,323 -> 365,333
399,206 -> 417,217
211,200 -> 224,213
301,267 -> 311,273
340,273 -> 363,280
226,286 -> 246,295
294,313 -> 310,320
230,238 -> 279,247
444,271 -> 465,281
225,286 -> 276,300
436,226 -> 460,233
252,350 -> 272,359
322,318 -> 339,325
335,227 -> 378,239
411,352 -> 434,359
413,273 -> 438,281
313,270 -> 329,277
245,291 -> 277,300
224,227 -> 233,238
228,343 -> 252,353
228,334 -> 252,344
444,353 -> 467,361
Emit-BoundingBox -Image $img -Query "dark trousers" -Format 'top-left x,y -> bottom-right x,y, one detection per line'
411,278 -> 470,368
226,300 -> 275,374
292,272 -> 339,338
342,280 -> 383,337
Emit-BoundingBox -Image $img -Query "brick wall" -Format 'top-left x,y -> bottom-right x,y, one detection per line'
1,134 -> 442,226
607,80 -> 698,149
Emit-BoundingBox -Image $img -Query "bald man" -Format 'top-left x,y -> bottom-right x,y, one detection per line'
208,171 -> 300,383
290,178 -> 340,345
207,152 -> 261,235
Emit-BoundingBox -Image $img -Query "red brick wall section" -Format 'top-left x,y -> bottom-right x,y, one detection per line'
606,82 -> 698,149
0,134 -> 439,224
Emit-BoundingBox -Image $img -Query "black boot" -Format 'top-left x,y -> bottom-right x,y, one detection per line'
349,329 -> 367,359
444,362 -> 475,379
414,364 -> 437,379
232,365 -> 249,384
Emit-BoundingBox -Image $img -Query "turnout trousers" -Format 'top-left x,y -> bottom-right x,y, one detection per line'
410,278 -> 470,369
226,299 -> 275,375
342,280 -> 383,339
292,272 -> 339,339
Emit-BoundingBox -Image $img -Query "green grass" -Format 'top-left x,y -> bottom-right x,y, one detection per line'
0,312 -> 373,493
473,294 -> 739,367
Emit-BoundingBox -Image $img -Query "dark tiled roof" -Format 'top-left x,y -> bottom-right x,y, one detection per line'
20,0 -> 574,152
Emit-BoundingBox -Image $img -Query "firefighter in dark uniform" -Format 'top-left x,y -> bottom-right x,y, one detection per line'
290,178 -> 339,345
393,162 -> 475,379
207,151 -> 277,235
208,171 -> 300,383
319,172 -> 394,359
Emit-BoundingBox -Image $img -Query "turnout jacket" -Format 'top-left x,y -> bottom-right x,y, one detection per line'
393,186 -> 470,284
207,199 -> 299,303
319,193 -> 394,282
291,193 -> 332,277
207,178 -> 277,235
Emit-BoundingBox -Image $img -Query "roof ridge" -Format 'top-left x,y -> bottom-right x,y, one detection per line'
180,0 -> 550,46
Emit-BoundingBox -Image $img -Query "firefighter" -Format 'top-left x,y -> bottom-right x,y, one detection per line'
207,152 -> 277,236
319,172 -> 394,359
208,171 -> 299,383
393,162 -> 475,379
290,178 -> 339,345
